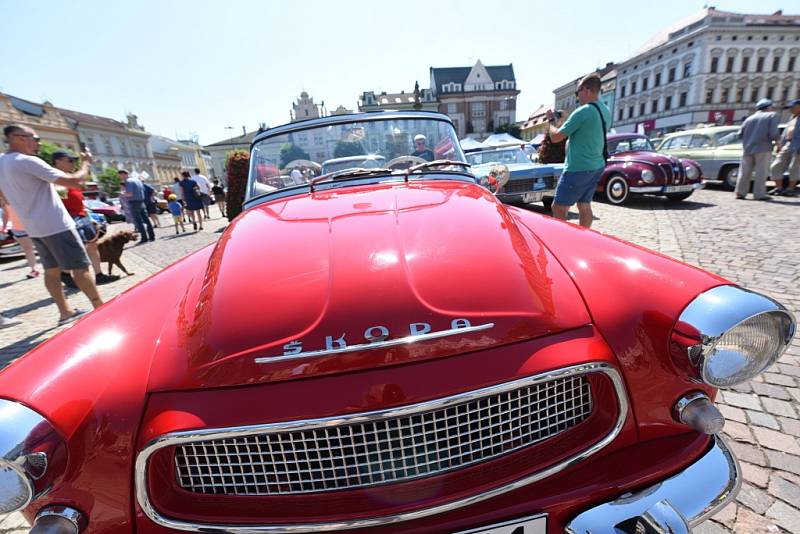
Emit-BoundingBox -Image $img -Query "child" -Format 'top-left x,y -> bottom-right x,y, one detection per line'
167,194 -> 186,234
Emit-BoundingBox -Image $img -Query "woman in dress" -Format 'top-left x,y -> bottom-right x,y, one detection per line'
178,171 -> 204,231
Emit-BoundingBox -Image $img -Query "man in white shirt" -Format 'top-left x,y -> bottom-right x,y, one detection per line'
193,168 -> 212,218
0,124 -> 103,325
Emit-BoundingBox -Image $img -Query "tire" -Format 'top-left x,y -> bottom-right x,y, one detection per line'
542,197 -> 554,211
721,165 -> 739,190
665,191 -> 693,202
604,174 -> 629,205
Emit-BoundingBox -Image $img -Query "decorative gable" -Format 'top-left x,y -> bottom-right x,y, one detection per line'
464,60 -> 494,92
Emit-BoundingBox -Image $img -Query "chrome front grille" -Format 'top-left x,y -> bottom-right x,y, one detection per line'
174,375 -> 593,496
505,178 -> 536,194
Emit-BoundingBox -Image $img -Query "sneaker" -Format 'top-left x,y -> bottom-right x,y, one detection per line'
26,270 -> 40,279
192,221 -> 198,230
769,187 -> 784,196
95,273 -> 120,285
61,272 -> 78,289
0,315 -> 21,330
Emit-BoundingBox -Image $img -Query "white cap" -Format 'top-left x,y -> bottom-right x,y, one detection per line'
414,134 -> 426,142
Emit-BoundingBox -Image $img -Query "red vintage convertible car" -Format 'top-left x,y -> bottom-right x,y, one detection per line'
598,133 -> 704,205
0,112 -> 795,534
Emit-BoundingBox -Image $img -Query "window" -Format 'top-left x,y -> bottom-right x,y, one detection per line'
789,57 -> 797,71
721,88 -> 730,103
705,88 -> 714,104
690,135 -> 711,148
747,35 -> 753,41
666,135 -> 692,149
631,81 -> 637,94
772,56 -> 781,72
620,84 -> 626,98
618,109 -> 624,121
639,103 -> 646,116
732,36 -> 737,41
679,92 -> 687,107
651,99 -> 658,113
665,96 -> 672,110
655,72 -> 662,87
642,78 -> 649,91
783,87 -> 790,102
757,57 -> 765,72
499,100 -> 507,110
628,106 -> 634,119
668,68 -> 676,82
710,57 -> 719,72
741,56 -> 750,72
471,102 -> 485,117
447,103 -> 457,114
726,57 -> 735,73
766,87 -> 774,100
736,88 -> 745,102
472,118 -> 486,132
684,62 -> 692,78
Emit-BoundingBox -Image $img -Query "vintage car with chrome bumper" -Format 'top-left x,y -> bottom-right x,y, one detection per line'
466,146 -> 559,209
0,111 -> 795,534
599,133 -> 705,205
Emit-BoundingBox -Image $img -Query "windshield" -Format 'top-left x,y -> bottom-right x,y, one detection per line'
715,130 -> 741,146
608,136 -> 654,154
248,117 -> 464,199
466,148 -> 529,166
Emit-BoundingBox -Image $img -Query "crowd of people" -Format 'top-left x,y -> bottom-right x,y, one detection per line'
0,123 -> 227,328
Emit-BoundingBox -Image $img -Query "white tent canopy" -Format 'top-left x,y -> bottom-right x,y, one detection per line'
483,133 -> 525,147
459,138 -> 488,151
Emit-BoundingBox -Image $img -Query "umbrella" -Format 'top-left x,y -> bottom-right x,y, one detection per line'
285,159 -> 321,170
459,138 -> 488,152
483,133 -> 525,147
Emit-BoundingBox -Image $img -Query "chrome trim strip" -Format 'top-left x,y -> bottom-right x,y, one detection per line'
254,322 -> 495,363
629,186 -> 663,193
677,285 -> 796,386
565,436 -> 740,533
136,362 -> 629,533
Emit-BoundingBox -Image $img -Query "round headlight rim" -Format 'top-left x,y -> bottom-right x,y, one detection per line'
641,168 -> 656,183
677,285 -> 797,388
685,164 -> 700,180
0,458 -> 35,514
698,308 -> 794,387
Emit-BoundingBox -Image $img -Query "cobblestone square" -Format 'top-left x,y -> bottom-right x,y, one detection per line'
0,188 -> 798,532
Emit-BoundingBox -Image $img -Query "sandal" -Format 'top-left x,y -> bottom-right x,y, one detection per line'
26,270 -> 40,279
58,309 -> 87,326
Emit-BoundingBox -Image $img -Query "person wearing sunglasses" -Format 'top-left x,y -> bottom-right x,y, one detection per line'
0,124 -> 104,325
545,74 -> 611,228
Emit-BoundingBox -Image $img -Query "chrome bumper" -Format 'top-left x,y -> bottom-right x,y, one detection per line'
565,436 -> 739,534
630,183 -> 705,194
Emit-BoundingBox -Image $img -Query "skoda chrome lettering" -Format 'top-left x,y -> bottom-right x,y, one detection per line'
254,319 -> 494,363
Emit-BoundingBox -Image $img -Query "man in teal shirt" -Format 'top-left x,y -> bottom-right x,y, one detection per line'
546,74 -> 611,228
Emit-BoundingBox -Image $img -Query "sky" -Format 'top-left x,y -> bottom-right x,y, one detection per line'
0,0 -> 790,145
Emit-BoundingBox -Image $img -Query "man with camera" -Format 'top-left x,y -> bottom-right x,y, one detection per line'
546,74 -> 610,228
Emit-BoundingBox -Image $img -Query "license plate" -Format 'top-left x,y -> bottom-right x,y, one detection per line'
663,184 -> 693,192
455,514 -> 547,534
522,192 -> 544,202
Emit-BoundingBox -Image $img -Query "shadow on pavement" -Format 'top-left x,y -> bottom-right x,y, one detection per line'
0,328 -> 56,367
4,296 -> 57,318
610,195 -> 715,211
160,233 -> 196,240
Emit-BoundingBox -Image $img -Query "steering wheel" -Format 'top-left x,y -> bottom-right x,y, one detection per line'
386,155 -> 427,170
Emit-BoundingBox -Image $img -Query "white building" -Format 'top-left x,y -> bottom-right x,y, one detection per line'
204,130 -> 259,183
613,8 -> 800,135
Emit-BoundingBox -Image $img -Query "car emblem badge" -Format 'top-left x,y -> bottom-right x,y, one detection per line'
255,318 -> 495,363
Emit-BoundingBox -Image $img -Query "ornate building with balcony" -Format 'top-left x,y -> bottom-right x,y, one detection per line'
430,60 -> 520,140
613,8 -> 799,135
0,93 -> 80,152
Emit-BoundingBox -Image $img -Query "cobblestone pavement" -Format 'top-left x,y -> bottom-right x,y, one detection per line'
0,188 -> 798,532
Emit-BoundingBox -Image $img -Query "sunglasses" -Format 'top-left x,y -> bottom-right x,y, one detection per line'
12,133 -> 40,141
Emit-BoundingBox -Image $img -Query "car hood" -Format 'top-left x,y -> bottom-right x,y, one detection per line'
611,150 -> 688,166
147,180 -> 591,390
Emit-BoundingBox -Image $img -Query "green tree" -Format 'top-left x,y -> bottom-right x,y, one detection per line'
495,123 -> 522,139
96,168 -> 122,196
333,140 -> 365,158
278,144 -> 310,168
36,141 -> 62,166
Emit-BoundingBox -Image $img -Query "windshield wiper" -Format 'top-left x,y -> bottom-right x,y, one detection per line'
407,160 -> 471,173
309,167 -> 395,192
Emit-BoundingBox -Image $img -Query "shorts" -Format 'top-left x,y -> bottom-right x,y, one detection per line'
172,215 -> 183,224
201,194 -> 212,206
74,216 -> 98,243
31,228 -> 91,270
554,168 -> 604,206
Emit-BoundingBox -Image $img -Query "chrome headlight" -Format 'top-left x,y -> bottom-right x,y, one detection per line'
641,169 -> 655,183
0,400 -> 58,514
676,286 -> 796,387
685,165 -> 700,180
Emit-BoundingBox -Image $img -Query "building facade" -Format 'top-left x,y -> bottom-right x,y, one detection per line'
358,85 -> 438,112
204,130 -> 259,183
58,109 -> 154,179
430,60 -> 520,140
613,8 -> 800,135
290,91 -> 321,122
0,93 -> 80,152
553,63 -> 617,121
520,105 -> 552,142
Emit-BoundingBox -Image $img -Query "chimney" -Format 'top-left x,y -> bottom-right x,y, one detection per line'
772,9 -> 782,15
242,126 -> 246,136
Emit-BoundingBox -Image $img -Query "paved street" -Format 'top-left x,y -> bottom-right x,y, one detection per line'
0,188 -> 798,533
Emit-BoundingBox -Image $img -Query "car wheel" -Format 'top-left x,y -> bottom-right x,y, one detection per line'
604,175 -> 629,205
721,165 -> 739,190
665,192 -> 693,202
542,197 -> 554,211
